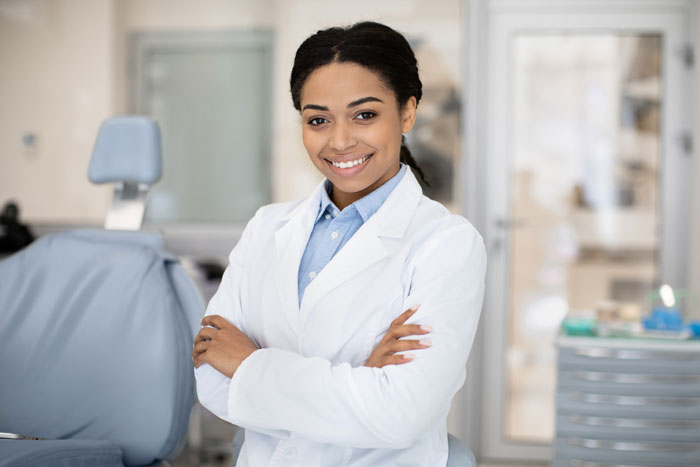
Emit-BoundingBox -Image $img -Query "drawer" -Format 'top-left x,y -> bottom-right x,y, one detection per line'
556,414 -> 700,442
557,370 -> 700,396
559,347 -> 700,374
553,457 -> 700,467
557,390 -> 700,419
554,436 -> 700,465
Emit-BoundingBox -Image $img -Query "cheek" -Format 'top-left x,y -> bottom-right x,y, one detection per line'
365,122 -> 402,152
302,129 -> 321,156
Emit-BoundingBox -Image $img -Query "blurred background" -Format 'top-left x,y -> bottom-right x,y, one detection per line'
1,0 -> 699,465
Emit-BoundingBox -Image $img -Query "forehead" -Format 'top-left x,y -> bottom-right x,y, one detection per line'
300,62 -> 394,106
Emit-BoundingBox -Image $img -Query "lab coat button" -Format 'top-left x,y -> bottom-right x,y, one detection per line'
331,231 -> 339,239
285,447 -> 297,459
309,271 -> 316,279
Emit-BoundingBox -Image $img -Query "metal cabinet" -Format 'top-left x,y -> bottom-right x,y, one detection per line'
554,336 -> 700,467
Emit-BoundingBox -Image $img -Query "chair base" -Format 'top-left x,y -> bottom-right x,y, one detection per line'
0,439 -> 124,467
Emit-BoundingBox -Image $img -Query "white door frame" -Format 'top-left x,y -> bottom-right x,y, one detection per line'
462,0 -> 693,461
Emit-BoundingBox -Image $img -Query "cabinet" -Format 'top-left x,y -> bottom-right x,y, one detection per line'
554,336 -> 700,466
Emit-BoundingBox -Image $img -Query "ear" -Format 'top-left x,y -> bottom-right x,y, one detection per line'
400,96 -> 417,134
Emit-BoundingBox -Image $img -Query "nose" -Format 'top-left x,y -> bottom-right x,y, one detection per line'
328,121 -> 357,152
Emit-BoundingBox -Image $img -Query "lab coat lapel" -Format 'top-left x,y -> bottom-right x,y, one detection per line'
300,224 -> 389,322
273,182 -> 325,335
298,169 -> 423,331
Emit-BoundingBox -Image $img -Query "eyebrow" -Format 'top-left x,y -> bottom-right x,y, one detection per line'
301,96 -> 384,112
348,96 -> 383,107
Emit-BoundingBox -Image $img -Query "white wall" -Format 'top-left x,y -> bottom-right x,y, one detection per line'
0,0 -> 115,222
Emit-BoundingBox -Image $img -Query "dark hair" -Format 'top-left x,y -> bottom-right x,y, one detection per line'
290,21 -> 429,186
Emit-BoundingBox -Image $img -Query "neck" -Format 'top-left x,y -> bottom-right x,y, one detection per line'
331,191 -> 359,212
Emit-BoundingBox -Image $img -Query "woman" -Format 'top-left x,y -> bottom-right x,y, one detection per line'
193,21 -> 486,466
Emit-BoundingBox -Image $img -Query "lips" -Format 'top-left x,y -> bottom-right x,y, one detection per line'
330,155 -> 371,169
324,153 -> 374,176
325,153 -> 373,167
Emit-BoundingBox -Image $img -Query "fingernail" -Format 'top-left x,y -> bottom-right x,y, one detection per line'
420,325 -> 433,332
403,354 -> 415,360
419,340 -> 431,347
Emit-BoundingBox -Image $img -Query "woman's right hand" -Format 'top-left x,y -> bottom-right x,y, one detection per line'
364,306 -> 432,368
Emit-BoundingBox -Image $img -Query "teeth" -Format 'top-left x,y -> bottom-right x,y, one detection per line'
331,155 -> 370,169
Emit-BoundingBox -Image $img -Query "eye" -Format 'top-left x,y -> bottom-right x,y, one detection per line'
307,117 -> 329,126
355,111 -> 376,121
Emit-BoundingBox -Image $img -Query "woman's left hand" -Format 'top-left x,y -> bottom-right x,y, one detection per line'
192,315 -> 259,378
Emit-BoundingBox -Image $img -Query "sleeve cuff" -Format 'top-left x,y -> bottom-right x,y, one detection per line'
227,348 -> 267,420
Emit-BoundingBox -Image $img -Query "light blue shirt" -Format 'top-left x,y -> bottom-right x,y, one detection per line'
298,164 -> 407,305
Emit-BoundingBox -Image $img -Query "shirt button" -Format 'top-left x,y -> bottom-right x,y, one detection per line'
334,209 -> 339,215
285,447 -> 297,459
324,214 -> 331,220
331,231 -> 339,239
308,271 -> 316,279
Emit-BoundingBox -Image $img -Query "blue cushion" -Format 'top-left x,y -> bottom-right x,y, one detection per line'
88,116 -> 162,185
447,433 -> 477,467
0,230 -> 203,465
0,439 -> 124,467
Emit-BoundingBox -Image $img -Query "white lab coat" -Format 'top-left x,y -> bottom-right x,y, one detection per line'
195,168 -> 487,466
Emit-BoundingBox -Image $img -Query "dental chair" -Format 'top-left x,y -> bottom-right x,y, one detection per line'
0,117 -> 204,466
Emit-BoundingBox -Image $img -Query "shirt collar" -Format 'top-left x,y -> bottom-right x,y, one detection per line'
317,180 -> 337,222
316,163 -> 407,223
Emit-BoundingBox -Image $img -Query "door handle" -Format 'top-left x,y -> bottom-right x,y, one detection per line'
570,392 -> 700,407
568,414 -> 698,429
567,437 -> 698,452
573,347 -> 700,361
571,370 -> 700,384
495,218 -> 526,229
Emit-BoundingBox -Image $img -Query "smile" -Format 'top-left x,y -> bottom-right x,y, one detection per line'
328,154 -> 372,169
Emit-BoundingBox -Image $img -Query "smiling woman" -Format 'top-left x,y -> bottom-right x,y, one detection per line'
193,21 -> 486,467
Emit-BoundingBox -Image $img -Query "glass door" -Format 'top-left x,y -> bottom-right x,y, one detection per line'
468,0 -> 693,461
508,33 -> 662,444
130,31 -> 273,224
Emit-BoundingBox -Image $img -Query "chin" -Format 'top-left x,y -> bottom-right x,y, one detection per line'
339,182 -> 373,195
326,176 -> 366,192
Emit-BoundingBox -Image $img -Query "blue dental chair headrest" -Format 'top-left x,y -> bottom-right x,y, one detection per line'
88,116 -> 163,185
